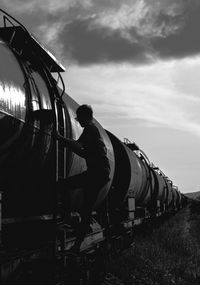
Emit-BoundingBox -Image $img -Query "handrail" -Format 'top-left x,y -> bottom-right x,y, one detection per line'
57,72 -> 65,98
0,8 -> 27,31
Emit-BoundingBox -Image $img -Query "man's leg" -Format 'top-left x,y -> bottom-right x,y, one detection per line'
57,172 -> 87,222
71,177 -> 101,252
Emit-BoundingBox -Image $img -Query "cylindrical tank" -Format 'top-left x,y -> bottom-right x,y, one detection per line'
172,186 -> 179,208
106,131 -> 151,208
176,190 -> 181,208
0,40 -> 56,219
0,41 -> 26,157
165,180 -> 173,206
153,171 -> 167,204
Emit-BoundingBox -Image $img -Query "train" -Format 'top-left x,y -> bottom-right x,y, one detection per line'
0,9 -> 188,284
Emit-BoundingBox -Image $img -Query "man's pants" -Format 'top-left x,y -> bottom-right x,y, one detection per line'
58,171 -> 109,241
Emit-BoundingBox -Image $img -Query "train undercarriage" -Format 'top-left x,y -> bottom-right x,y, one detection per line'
1,193 -> 180,285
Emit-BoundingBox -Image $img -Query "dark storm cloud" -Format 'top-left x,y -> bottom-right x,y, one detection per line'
60,17 -> 151,65
152,4 -> 200,59
1,0 -> 200,65
55,0 -> 200,65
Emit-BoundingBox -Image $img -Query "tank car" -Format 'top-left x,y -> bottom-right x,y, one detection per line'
0,9 -> 184,284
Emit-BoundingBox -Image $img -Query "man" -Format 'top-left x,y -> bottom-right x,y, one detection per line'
57,104 -> 110,253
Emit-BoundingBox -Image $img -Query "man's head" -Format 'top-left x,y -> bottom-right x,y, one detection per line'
76,104 -> 93,127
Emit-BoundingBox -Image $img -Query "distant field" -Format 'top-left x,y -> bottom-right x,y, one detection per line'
185,191 -> 200,200
102,201 -> 200,284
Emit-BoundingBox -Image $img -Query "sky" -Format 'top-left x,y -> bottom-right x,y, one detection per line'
1,0 -> 200,193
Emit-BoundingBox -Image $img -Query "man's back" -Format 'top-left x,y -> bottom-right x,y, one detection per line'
78,122 -> 110,176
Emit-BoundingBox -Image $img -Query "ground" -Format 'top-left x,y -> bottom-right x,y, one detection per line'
102,201 -> 200,285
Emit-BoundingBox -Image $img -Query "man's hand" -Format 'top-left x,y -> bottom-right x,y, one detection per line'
55,133 -> 71,145
54,132 -> 85,157
55,132 -> 63,140
53,132 -> 67,141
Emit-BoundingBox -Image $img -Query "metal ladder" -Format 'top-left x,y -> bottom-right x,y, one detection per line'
54,98 -> 67,222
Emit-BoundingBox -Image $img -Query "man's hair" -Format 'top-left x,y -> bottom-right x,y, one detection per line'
76,104 -> 93,120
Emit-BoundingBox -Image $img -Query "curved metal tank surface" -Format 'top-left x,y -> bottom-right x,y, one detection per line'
106,131 -> 151,208
172,186 -> 178,207
0,40 -> 56,218
0,41 -> 26,157
166,180 -> 173,206
154,172 -> 167,204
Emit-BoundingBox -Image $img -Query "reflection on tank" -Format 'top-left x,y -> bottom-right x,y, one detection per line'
0,83 -> 26,118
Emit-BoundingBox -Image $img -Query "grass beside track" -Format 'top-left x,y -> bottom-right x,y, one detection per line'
103,202 -> 200,285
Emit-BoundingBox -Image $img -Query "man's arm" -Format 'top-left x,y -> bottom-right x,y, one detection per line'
56,133 -> 85,158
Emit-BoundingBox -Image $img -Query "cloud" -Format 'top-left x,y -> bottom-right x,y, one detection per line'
59,16 -> 153,65
52,0 -> 200,65
92,1 -> 182,40
53,0 -> 184,65
152,3 -> 200,59
65,59 -> 200,137
36,21 -> 66,59
0,0 -> 92,15
1,0 -> 200,65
